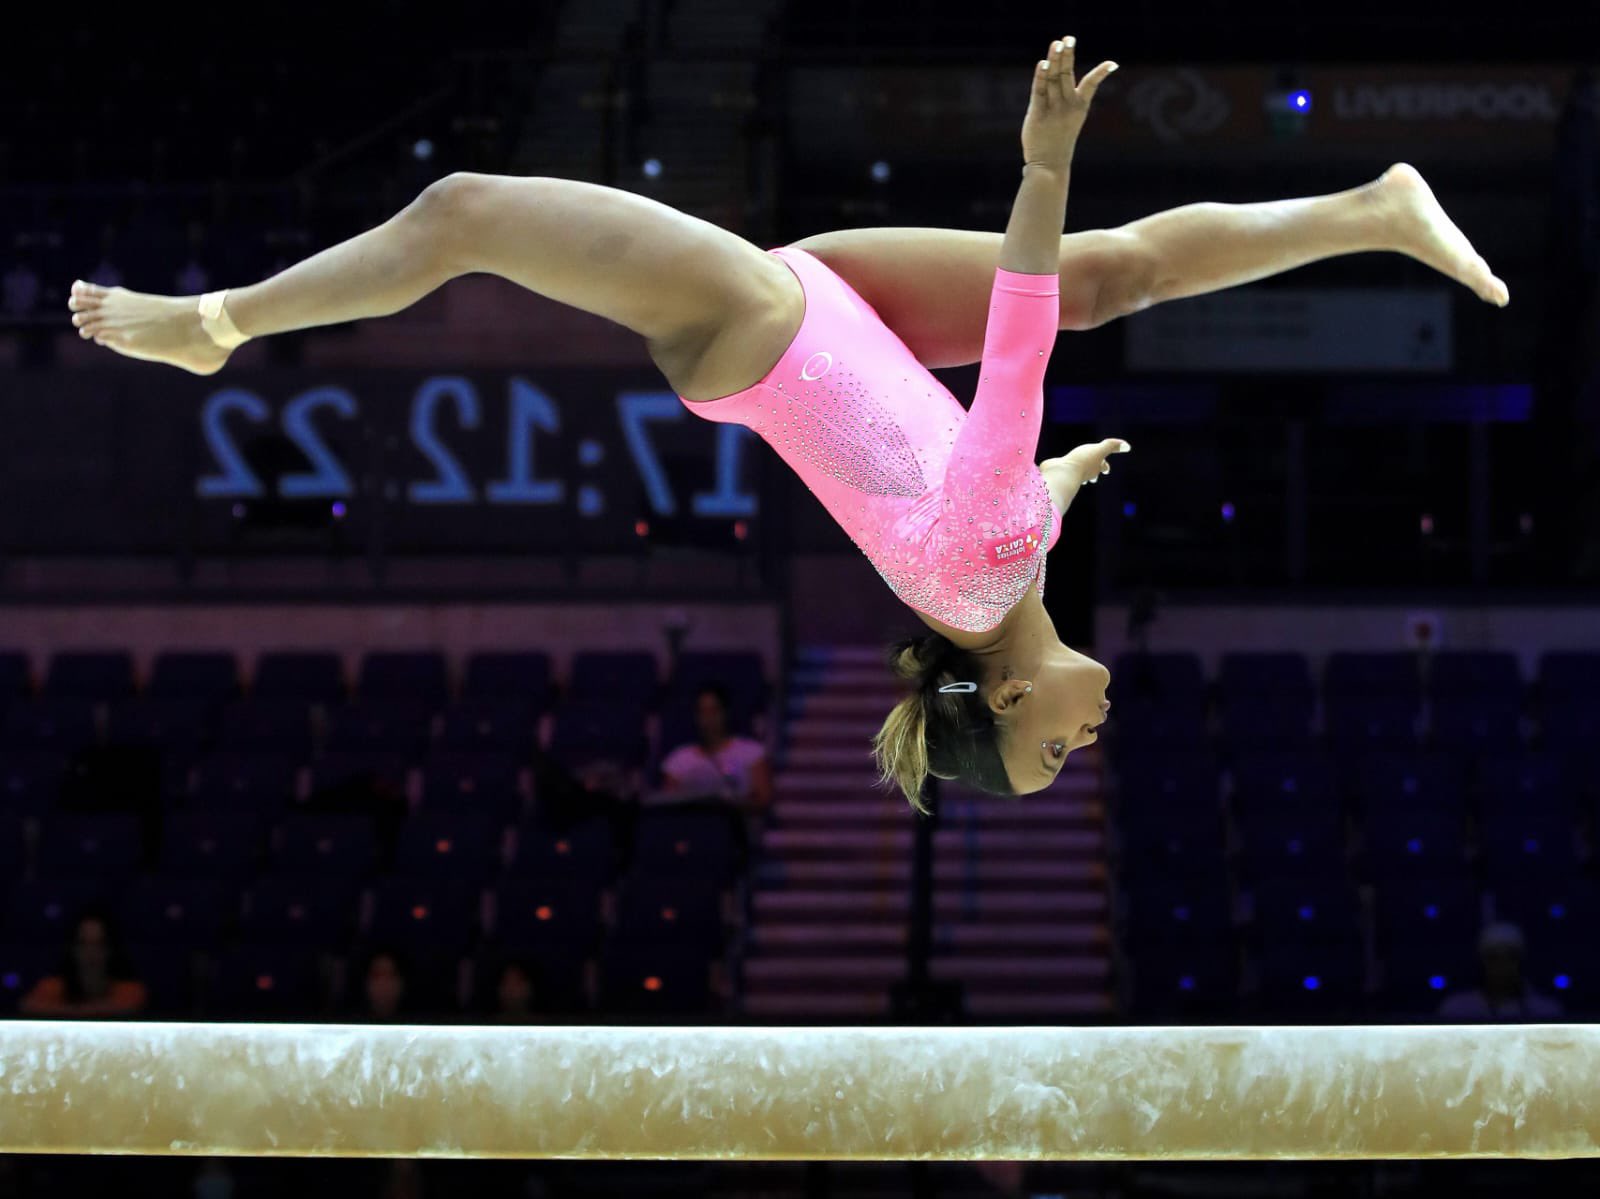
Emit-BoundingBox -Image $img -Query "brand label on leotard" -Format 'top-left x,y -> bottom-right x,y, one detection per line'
800,351 -> 833,380
983,525 -> 1043,567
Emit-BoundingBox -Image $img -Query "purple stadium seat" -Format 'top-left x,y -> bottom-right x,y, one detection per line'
218,699 -> 314,755
357,652 -> 449,707
106,698 -> 215,752
43,650 -> 134,702
438,699 -> 536,755
1374,876 -> 1482,951
159,812 -> 265,878
4,878 -> 115,943
209,944 -> 322,1018
0,751 -> 68,817
251,651 -> 346,703
420,752 -> 522,822
1251,879 -> 1362,947
547,701 -> 647,770
2,700 -> 97,754
462,652 -> 554,710
630,806 -> 742,882
238,874 -> 360,948
567,651 -> 659,706
508,816 -> 616,887
190,752 -> 298,817
393,811 -> 500,881
274,812 -> 378,877
1324,652 -> 1423,702
598,940 -> 715,1017
38,813 -> 143,879
1127,947 -> 1237,1021
1235,806 -> 1347,882
325,701 -> 434,756
1124,879 -> 1233,948
367,878 -> 479,954
491,878 -> 603,955
1253,942 -> 1365,1021
611,875 -> 726,949
1361,807 -> 1467,880
122,876 -> 233,945
148,651 -> 241,701
1351,752 -> 1466,815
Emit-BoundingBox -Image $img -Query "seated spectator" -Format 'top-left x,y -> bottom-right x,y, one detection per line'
1437,921 -> 1564,1021
19,909 -> 148,1018
657,683 -> 771,815
355,948 -> 413,1023
488,958 -> 542,1024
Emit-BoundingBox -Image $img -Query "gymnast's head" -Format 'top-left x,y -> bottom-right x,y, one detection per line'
872,631 -> 1111,811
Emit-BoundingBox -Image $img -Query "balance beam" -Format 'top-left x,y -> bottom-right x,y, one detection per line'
1,1021 -> 1596,1159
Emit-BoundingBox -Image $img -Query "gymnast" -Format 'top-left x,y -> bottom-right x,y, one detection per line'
65,37 -> 1508,809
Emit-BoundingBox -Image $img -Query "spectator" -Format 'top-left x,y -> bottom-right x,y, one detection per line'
1,258 -> 40,317
488,958 -> 541,1024
658,683 -> 772,815
1437,922 -> 1564,1021
18,909 -> 147,1018
357,948 -> 412,1023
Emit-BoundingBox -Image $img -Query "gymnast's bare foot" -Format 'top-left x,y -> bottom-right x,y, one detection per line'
1374,162 -> 1510,307
66,281 -> 233,375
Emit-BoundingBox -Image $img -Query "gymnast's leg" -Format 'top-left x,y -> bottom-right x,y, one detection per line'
65,173 -> 801,396
792,162 -> 1509,370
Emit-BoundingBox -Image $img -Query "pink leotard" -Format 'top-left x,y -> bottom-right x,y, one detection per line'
679,245 -> 1063,634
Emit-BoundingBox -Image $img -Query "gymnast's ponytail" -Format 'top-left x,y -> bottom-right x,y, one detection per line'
871,633 -> 1015,814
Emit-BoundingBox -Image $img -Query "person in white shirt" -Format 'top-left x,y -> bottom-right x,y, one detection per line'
658,682 -> 772,815
1437,921 -> 1565,1022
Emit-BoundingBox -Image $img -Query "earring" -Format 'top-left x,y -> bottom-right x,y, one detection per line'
1024,683 -> 1033,694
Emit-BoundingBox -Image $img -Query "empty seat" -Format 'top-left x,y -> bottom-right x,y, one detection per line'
1324,652 -> 1423,702
1116,752 -> 1220,810
1126,947 -> 1238,1021
148,652 -> 241,701
509,816 -> 616,887
1218,692 -> 1314,750
190,752 -> 298,816
1351,753 -> 1467,816
1235,807 -> 1347,882
43,651 -> 134,701
1116,807 -> 1228,885
611,874 -> 726,948
1251,880 -> 1362,947
367,878 -> 480,953
462,652 -> 554,710
1379,945 -> 1482,1018
307,752 -> 409,806
491,878 -> 603,956
566,652 -> 659,706
1111,652 -> 1207,706
38,814 -> 143,879
1492,880 -> 1600,954
252,652 -> 345,703
1478,753 -> 1569,815
106,698 -> 215,752
1537,652 -> 1600,702
1362,808 -> 1467,879
1323,695 -> 1420,750
1431,693 -> 1526,749
598,940 -> 714,1016
421,752 -> 522,822
159,812 -> 265,878
122,877 -> 232,945
1217,652 -> 1314,700
631,805 -> 743,883
1374,877 -> 1482,951
1253,942 -> 1365,1021
0,750 -> 68,817
218,699 -> 314,754
1230,751 -> 1338,820
439,699 -> 536,755
325,702 -> 434,756
394,811 -> 500,881
275,812 -> 378,876
2,700 -> 96,754
357,652 -> 449,707
547,702 -> 647,770
209,944 -> 322,1017
1123,880 -> 1233,947
239,874 -> 360,948
1429,652 -> 1522,699
4,879 -> 114,943
0,653 -> 31,707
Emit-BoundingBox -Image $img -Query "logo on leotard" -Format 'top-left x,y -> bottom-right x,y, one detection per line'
984,525 -> 1043,566
800,351 -> 833,381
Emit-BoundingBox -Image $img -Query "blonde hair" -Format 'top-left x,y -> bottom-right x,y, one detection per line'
872,635 -> 1013,814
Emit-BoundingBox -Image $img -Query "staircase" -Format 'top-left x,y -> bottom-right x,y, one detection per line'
741,645 -> 1113,1021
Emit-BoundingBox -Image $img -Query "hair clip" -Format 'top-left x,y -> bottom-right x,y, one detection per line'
938,681 -> 977,694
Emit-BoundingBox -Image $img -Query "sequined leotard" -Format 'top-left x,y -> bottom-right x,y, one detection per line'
678,246 -> 1063,634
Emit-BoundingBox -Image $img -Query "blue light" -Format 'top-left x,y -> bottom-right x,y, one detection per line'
0,972 -> 15,990
1291,90 -> 1312,111
1406,837 -> 1423,855
1429,975 -> 1446,990
1297,905 -> 1315,921
1173,905 -> 1190,921
1550,903 -> 1567,919
1523,838 -> 1540,853
1122,500 -> 1137,518
1178,975 -> 1195,991
1287,838 -> 1303,854
577,485 -> 605,518
1555,974 -> 1572,991
577,439 -> 605,467
1303,975 -> 1321,991
870,160 -> 892,183
1423,904 -> 1439,919
642,158 -> 663,178
1221,501 -> 1236,522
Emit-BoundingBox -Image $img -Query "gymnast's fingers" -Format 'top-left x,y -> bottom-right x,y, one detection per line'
1076,60 -> 1120,104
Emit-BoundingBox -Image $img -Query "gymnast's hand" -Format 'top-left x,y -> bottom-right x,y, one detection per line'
1021,36 -> 1117,171
1043,438 -> 1133,490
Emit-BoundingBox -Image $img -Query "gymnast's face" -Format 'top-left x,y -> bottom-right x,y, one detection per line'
991,644 -> 1111,795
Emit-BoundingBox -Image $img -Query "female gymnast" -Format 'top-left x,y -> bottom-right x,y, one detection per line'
65,37 -> 1509,811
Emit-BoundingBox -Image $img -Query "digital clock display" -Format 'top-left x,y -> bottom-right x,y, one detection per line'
0,369 -> 767,555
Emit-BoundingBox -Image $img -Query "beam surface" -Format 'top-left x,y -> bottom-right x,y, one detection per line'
1,1022 -> 1597,1160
